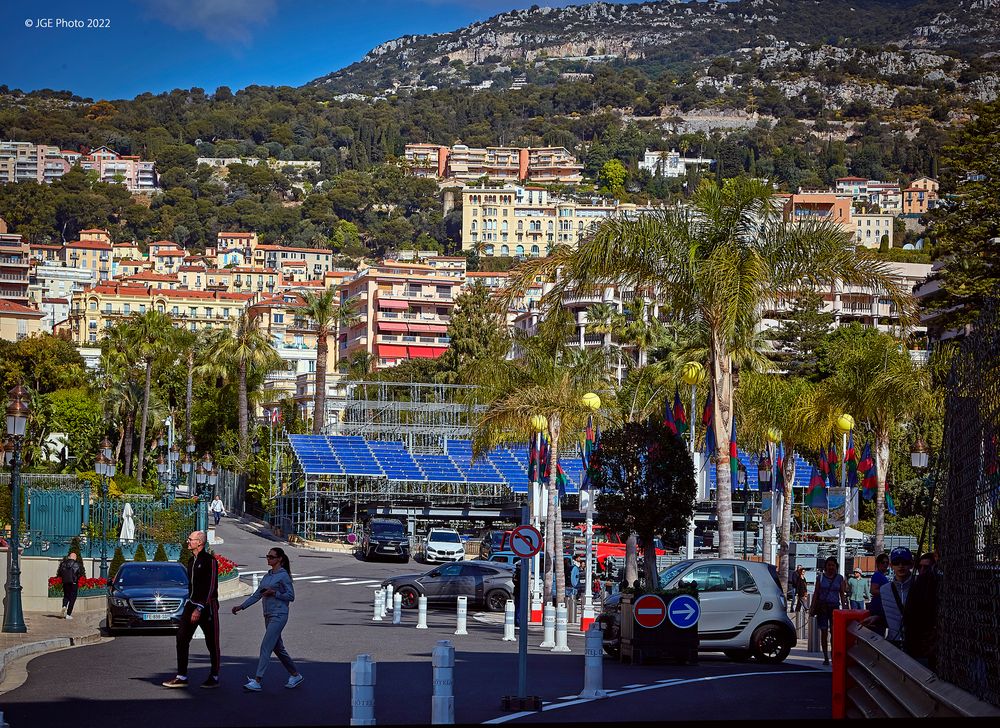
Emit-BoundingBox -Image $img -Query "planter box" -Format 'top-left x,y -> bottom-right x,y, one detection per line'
48,587 -> 108,599
620,589 -> 700,665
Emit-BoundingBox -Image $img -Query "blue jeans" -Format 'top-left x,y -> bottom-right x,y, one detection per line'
256,614 -> 297,679
850,600 -> 864,610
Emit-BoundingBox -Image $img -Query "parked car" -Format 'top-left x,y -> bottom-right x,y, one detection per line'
361,518 -> 410,562
597,559 -> 796,664
106,561 -> 190,633
381,560 -> 513,612
478,529 -> 512,560
424,528 -> 465,563
488,550 -> 518,566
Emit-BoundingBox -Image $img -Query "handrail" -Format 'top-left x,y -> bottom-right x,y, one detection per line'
832,610 -> 1000,718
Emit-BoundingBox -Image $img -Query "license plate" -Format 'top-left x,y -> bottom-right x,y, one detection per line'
143,613 -> 171,621
378,546 -> 396,551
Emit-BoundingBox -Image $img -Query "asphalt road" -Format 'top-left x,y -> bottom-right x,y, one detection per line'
0,519 -> 831,727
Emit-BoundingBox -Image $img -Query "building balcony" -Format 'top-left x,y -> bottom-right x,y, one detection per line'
382,290 -> 456,304
376,334 -> 450,346
0,287 -> 30,299
0,256 -> 29,267
0,272 -> 30,283
375,310 -> 451,325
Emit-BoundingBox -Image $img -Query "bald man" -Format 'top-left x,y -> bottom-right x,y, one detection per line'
163,530 -> 221,689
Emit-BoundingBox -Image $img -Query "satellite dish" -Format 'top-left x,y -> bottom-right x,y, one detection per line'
903,243 -> 915,250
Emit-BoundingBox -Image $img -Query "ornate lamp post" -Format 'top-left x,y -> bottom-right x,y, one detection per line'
168,444 -> 180,502
195,452 -> 216,534
835,413 -> 855,576
95,437 -> 116,580
580,393 -> 600,631
912,437 -> 935,554
3,384 -> 30,633
184,437 -> 196,498
681,361 -> 707,558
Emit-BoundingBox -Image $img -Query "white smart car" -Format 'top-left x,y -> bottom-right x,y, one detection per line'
424,529 -> 466,563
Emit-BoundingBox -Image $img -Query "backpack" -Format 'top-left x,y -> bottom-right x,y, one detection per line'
57,560 -> 77,583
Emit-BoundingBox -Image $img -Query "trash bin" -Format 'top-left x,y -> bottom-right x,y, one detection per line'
567,595 -> 577,624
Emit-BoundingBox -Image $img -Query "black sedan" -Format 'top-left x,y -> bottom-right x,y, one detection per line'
381,560 -> 513,612
106,561 -> 189,633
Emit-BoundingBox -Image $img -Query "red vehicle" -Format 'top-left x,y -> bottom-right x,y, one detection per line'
570,525 -> 667,572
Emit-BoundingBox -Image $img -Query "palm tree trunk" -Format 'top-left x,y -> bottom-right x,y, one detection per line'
186,348 -> 194,442
123,411 -> 135,476
624,534 -> 638,587
313,327 -> 328,434
551,421 -> 566,607
238,360 -> 249,448
642,531 -> 658,589
543,470 -> 556,606
874,430 -> 890,555
778,455 -> 796,595
136,360 -> 153,487
711,333 -> 736,559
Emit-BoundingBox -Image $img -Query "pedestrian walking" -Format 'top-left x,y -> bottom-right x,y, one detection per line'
810,556 -> 847,665
163,530 -> 222,689
868,552 -> 890,624
232,547 -> 303,691
56,552 -> 83,620
862,547 -> 915,652
792,565 -> 808,612
209,495 -> 226,527
903,551 -> 938,669
847,568 -> 870,610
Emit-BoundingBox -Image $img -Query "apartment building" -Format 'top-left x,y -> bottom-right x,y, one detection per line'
903,177 -> 939,216
462,184 -> 619,257
339,261 -> 462,369
151,246 -> 187,274
1,142 -> 157,192
30,263 -> 97,329
404,144 -> 583,184
78,146 -> 157,192
853,213 -> 895,248
0,233 -> 31,304
112,241 -> 143,260
0,299 -> 45,342
65,283 -> 254,344
29,243 -> 63,264
780,192 -> 854,233
638,149 -> 715,177
252,244 -> 333,281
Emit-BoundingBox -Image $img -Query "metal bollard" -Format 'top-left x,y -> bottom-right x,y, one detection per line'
577,622 -> 608,699
393,593 -> 402,624
373,589 -> 384,622
383,584 -> 393,617
539,603 -> 555,648
252,573 -> 260,592
416,595 -> 428,629
431,640 -> 455,724
502,599 -> 516,641
552,602 -> 570,652
454,596 -> 468,635
351,654 -> 376,726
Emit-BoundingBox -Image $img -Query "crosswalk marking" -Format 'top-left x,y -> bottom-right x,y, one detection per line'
239,571 -> 383,588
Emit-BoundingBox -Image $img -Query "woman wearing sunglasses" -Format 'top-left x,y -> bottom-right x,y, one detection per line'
232,547 -> 304,691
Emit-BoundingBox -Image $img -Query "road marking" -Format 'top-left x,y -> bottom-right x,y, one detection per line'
338,580 -> 381,586
480,670 -> 823,724
321,577 -> 352,582
622,683 -> 645,688
293,575 -> 328,581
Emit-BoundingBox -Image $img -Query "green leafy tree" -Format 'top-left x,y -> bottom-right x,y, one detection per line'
598,159 -> 627,198
437,281 -> 509,381
590,420 -> 697,588
766,291 -> 836,379
109,546 -> 126,580
43,388 -> 104,470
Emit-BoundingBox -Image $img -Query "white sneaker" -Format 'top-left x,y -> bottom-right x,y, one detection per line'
243,677 -> 262,692
65,614 -> 73,620
285,674 -> 304,689
61,606 -> 67,617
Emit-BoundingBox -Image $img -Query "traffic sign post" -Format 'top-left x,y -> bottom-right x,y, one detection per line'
502,504 -> 541,712
667,594 -> 700,630
510,525 -> 542,559
633,594 -> 667,629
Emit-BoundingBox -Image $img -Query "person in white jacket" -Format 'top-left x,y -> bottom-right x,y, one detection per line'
209,495 -> 226,527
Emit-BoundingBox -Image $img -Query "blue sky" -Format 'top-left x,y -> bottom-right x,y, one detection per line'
1,0 -> 645,100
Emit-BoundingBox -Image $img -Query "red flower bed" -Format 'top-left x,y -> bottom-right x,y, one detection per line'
215,554 -> 237,579
48,576 -> 108,596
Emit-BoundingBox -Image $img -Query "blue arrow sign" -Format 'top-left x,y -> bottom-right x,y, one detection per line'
667,594 -> 700,629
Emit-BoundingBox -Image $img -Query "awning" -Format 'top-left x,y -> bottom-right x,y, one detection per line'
408,324 -> 432,333
424,324 -> 449,334
377,344 -> 408,358
377,321 -> 409,333
408,346 -> 446,359
378,299 -> 409,310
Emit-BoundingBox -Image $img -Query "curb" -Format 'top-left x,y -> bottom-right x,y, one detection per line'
0,629 -> 106,689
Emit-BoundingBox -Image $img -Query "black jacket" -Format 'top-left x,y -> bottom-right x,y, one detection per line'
187,549 -> 219,609
57,558 -> 82,585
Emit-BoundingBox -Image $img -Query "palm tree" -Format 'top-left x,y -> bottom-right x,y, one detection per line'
125,310 -> 178,487
505,177 -> 914,558
204,311 -> 284,451
619,297 -> 667,368
471,305 -> 611,607
300,290 -> 358,434
814,332 -> 931,554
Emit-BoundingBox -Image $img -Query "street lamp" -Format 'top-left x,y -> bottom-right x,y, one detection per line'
910,437 -> 929,469
580,392 -> 600,632
196,452 -> 216,534
738,462 -> 749,561
681,361 -> 707,559
912,437 -> 936,554
184,437 -> 196,498
3,384 -> 30,633
835,413 -> 854,577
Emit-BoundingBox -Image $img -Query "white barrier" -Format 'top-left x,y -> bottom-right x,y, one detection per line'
351,654 -> 376,726
553,603 -> 570,653
252,573 -> 260,592
578,623 -> 608,699
454,596 -> 468,635
416,595 -> 428,629
373,589 -> 384,622
431,640 -> 455,724
502,599 -> 516,642
392,593 -> 402,625
539,604 -> 555,648
383,584 -> 393,617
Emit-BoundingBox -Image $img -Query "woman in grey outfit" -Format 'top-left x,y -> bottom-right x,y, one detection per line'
232,547 -> 304,691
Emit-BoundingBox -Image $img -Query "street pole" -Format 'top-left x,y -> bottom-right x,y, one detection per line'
837,431 -> 848,577
529,427 -> 543,621
686,381 -> 697,559
517,503 -> 529,700
742,484 -> 749,562
2,386 -> 29,633
97,455 -> 109,580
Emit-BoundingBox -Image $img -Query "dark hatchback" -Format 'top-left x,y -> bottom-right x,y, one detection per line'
106,561 -> 189,633
381,560 -> 513,612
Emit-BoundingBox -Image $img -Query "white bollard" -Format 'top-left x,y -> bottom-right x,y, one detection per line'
416,595 -> 428,629
539,603 -> 555,648
431,640 -> 455,724
383,584 -> 393,617
252,573 -> 260,592
393,593 -> 402,625
577,622 -> 608,699
351,654 -> 376,726
502,599 -> 516,642
454,596 -> 468,635
373,589 -> 384,622
552,602 -> 571,652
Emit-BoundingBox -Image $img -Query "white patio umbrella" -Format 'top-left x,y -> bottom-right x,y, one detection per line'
119,502 -> 136,544
816,526 -> 867,540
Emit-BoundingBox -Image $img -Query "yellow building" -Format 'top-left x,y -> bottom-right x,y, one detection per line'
62,240 -> 113,282
0,299 -> 45,342
252,245 -> 334,281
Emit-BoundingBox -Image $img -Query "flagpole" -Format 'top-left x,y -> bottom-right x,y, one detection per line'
681,362 -> 705,560
834,414 -> 853,577
580,396 -> 600,632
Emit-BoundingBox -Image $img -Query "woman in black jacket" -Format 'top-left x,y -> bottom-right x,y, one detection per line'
57,552 -> 83,619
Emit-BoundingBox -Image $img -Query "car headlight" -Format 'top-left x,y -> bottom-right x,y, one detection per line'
110,597 -> 129,608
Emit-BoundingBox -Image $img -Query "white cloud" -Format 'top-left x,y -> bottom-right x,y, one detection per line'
134,0 -> 277,45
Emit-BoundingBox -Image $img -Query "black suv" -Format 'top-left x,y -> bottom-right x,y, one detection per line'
362,518 -> 410,562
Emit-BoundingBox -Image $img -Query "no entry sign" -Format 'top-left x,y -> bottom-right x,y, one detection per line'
509,525 -> 542,558
633,593 -> 667,629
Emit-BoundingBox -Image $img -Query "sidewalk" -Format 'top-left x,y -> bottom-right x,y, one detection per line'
0,608 -> 105,690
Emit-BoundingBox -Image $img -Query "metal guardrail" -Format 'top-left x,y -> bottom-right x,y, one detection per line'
833,612 -> 1000,718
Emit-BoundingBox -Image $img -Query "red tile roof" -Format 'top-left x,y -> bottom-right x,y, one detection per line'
0,300 -> 45,317
218,232 -> 254,238
65,240 -> 112,250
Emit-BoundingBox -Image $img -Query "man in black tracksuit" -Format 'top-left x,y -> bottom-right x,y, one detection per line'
163,530 -> 221,689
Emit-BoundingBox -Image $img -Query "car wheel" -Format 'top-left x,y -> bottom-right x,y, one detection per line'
485,589 -> 509,612
723,649 -> 753,662
751,624 -> 793,664
398,586 -> 419,609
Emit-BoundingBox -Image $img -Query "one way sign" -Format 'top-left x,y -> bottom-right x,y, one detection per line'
667,594 -> 700,629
